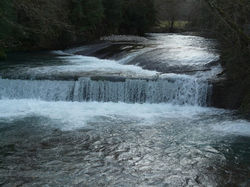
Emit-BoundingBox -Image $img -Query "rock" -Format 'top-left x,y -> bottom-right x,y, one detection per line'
211,79 -> 244,109
91,76 -> 126,82
240,93 -> 250,119
0,48 -> 7,61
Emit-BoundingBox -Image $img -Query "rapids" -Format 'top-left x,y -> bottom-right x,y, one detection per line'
0,34 -> 249,186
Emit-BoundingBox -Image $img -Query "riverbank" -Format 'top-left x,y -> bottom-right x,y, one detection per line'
212,47 -> 250,119
176,30 -> 250,118
0,0 -> 156,58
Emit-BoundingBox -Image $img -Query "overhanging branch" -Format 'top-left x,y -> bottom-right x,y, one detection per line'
203,0 -> 250,46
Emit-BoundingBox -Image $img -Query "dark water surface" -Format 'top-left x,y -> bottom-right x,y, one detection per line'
0,34 -> 249,186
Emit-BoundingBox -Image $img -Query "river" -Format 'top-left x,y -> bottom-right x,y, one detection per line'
0,33 -> 249,186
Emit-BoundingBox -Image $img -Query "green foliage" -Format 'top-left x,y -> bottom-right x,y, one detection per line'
71,0 -> 104,34
121,0 -> 156,35
13,0 -> 74,49
189,1 -> 216,30
190,0 -> 250,115
102,0 -> 123,33
0,0 -> 16,48
0,0 -> 156,50
70,0 -> 156,36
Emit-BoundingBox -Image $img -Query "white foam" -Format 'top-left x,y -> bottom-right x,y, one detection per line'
14,34 -> 221,81
26,55 -> 159,79
0,99 -> 214,131
118,47 -> 154,64
50,50 -> 71,56
212,120 -> 250,136
0,76 -> 210,105
1,99 -> 249,136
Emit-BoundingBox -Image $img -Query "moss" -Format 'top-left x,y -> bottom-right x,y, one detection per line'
0,48 -> 7,60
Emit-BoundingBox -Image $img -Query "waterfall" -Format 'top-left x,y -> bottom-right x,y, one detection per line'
0,77 -> 210,106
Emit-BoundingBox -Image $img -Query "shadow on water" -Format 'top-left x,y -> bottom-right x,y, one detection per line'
0,34 -> 249,186
0,111 -> 250,186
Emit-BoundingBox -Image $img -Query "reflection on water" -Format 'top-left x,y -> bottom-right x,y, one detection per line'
0,33 -> 220,80
0,100 -> 250,186
0,34 -> 249,186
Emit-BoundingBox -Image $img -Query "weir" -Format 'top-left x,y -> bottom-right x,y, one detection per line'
1,34 -> 250,187
0,77 -> 210,106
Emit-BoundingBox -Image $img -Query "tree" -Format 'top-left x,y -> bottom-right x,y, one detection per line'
71,0 -> 104,35
102,0 -> 123,33
121,0 -> 156,35
154,0 -> 196,32
164,0 -> 179,32
189,0 -> 250,116
0,0 -> 157,53
203,0 -> 250,47
0,0 -> 16,48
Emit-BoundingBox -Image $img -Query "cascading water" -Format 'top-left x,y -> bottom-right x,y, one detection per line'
0,34 -> 249,186
0,76 -> 210,105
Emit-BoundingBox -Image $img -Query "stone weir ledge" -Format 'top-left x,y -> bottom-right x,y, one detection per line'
0,71 -> 206,83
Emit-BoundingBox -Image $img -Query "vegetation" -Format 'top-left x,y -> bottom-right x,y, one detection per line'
0,0 -> 16,50
189,0 -> 250,117
120,0 -> 156,35
0,0 -> 156,52
71,0 -> 104,37
154,0 -> 195,32
1,0 -> 249,117
102,0 -> 123,33
155,20 -> 188,32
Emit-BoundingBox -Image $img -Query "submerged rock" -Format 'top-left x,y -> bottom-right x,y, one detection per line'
211,79 -> 245,109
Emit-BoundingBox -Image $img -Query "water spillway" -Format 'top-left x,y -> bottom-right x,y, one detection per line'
1,34 -> 250,186
0,76 -> 210,105
0,34 -> 219,107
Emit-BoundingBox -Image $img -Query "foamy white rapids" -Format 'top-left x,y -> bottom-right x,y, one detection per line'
212,121 -> 250,136
0,75 -> 210,105
118,47 -> 155,64
0,99 -> 249,135
0,99 -> 223,131
26,55 -> 158,79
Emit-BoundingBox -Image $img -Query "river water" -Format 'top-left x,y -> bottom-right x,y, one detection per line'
0,34 -> 249,186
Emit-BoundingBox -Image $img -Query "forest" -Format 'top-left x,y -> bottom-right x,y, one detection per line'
0,0 -> 156,53
1,1 -> 250,186
190,0 -> 250,117
0,0 -> 250,116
